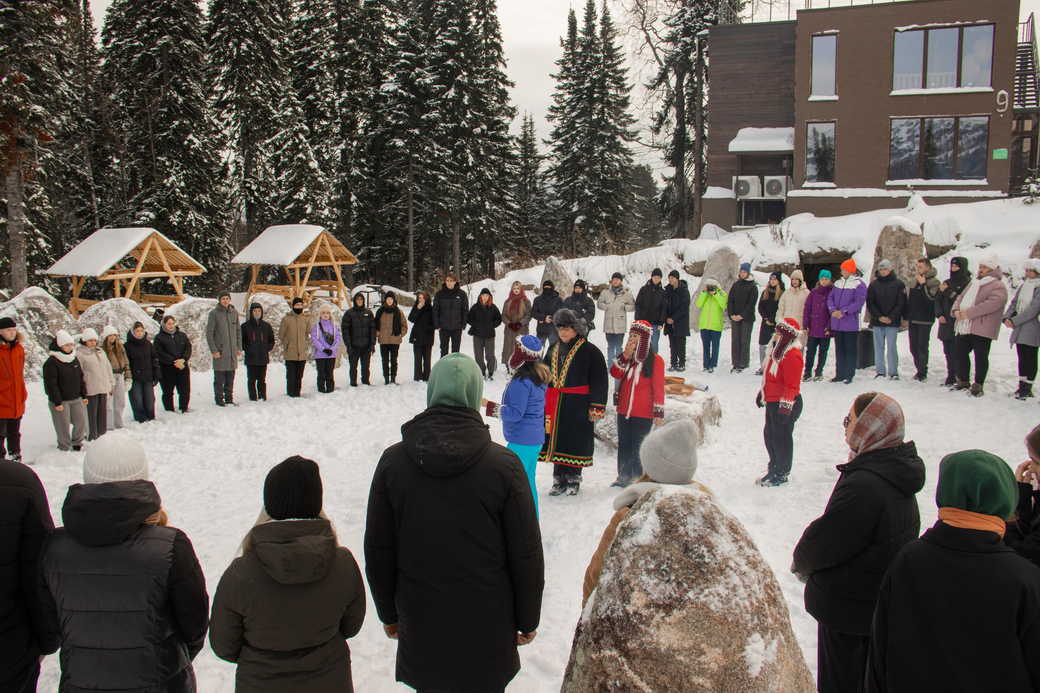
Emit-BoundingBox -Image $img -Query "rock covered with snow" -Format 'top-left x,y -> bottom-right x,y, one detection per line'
596,390 -> 722,448
77,299 -> 160,341
165,297 -> 220,371
691,246 -> 740,329
874,220 -> 926,290
0,287 -> 78,380
922,215 -> 962,258
246,293 -> 292,363
540,256 -> 574,294
562,485 -> 814,693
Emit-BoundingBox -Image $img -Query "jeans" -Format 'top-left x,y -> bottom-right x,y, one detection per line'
285,360 -> 306,397
908,323 -> 932,377
764,395 -> 802,480
85,393 -> 107,441
507,442 -> 541,517
700,330 -> 721,370
413,344 -> 432,381
439,329 -> 462,356
246,364 -> 268,400
1018,343 -> 1039,383
731,320 -> 754,370
473,336 -> 496,377
617,415 -> 654,484
315,358 -> 336,392
348,348 -> 372,385
955,334 -> 992,384
650,325 -> 662,353
804,336 -> 831,377
0,417 -> 21,458
380,344 -> 400,381
872,325 -> 899,377
606,333 -> 624,388
669,335 -> 687,369
51,399 -> 88,448
128,380 -> 155,422
213,370 -> 235,404
833,330 -> 858,381
108,373 -> 127,429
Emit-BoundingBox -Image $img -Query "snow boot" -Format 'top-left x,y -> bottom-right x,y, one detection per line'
802,372 -> 811,382
549,481 -> 567,496
953,380 -> 970,391
943,375 -> 957,387
755,474 -> 774,487
1015,381 -> 1034,400
970,383 -> 984,397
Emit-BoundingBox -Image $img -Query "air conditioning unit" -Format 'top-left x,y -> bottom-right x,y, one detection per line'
763,175 -> 790,199
733,175 -> 761,199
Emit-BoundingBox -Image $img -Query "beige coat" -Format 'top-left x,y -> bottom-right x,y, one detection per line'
376,308 -> 408,345
279,311 -> 311,361
77,344 -> 115,396
777,270 -> 810,327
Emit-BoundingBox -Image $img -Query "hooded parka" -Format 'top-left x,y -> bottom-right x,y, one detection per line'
241,303 -> 275,366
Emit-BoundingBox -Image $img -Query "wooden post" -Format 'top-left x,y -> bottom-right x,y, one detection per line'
249,265 -> 259,302
123,236 -> 155,300
323,234 -> 346,306
299,238 -> 322,300
113,277 -> 121,298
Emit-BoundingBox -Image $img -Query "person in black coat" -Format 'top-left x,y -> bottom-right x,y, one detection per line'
867,449 -> 1040,693
241,302 -> 275,401
866,260 -> 907,380
663,271 -> 691,371
364,354 -> 544,693
905,258 -> 939,381
467,288 -> 503,380
1004,424 -> 1040,567
531,280 -> 564,348
155,316 -> 192,413
792,392 -> 924,693
563,280 -> 596,335
39,433 -> 209,693
43,332 -> 88,451
727,264 -> 758,372
433,274 -> 468,357
0,462 -> 54,693
934,256 -> 971,386
634,269 -> 667,351
408,291 -> 435,382
342,294 -> 376,387
124,323 -> 160,423
756,272 -> 784,374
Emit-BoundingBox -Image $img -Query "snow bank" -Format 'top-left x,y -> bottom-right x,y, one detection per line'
0,287 -> 78,380
77,299 -> 160,341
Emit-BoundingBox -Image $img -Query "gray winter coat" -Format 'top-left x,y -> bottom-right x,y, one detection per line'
1005,284 -> 1040,347
206,304 -> 242,371
596,287 -> 636,335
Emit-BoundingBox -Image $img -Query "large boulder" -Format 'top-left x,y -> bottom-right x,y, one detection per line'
874,217 -> 925,289
540,256 -> 574,294
77,299 -> 160,341
923,216 -> 961,259
246,293 -> 292,363
164,297 -> 220,372
0,287 -> 78,380
562,485 -> 814,693
691,246 -> 740,330
595,390 -> 722,448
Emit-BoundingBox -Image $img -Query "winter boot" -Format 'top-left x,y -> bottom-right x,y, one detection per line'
8,453 -> 22,464
943,374 -> 957,387
549,481 -> 567,496
802,372 -> 812,382
1015,380 -> 1034,400
953,380 -> 970,391
259,382 -> 267,400
970,383 -> 984,397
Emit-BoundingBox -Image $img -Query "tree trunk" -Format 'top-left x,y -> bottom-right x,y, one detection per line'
674,66 -> 688,239
407,165 -> 415,291
452,220 -> 461,283
6,165 -> 28,293
692,36 -> 705,240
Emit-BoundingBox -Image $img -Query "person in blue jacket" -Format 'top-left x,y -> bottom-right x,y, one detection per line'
483,334 -> 549,516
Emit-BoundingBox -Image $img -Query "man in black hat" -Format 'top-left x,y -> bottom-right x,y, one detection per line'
532,280 -> 564,349
563,280 -> 596,336
635,269 -> 667,352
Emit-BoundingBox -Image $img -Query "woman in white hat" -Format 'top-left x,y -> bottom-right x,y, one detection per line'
1004,259 -> 1040,400
43,330 -> 88,451
77,328 -> 114,441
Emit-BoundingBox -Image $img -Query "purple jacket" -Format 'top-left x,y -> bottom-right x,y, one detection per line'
826,276 -> 868,333
310,319 -> 343,359
802,285 -> 834,339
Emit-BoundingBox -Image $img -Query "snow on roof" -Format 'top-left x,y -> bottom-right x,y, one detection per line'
728,127 -> 794,153
883,216 -> 922,235
788,187 -> 1004,198
45,228 -> 203,277
231,225 -> 330,265
703,186 -> 736,199
895,20 -> 991,31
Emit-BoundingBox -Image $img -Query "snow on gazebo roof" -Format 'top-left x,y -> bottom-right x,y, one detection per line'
44,227 -> 205,277
231,224 -> 357,266
728,127 -> 795,153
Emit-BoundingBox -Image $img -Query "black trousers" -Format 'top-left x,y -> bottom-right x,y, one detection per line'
907,323 -> 932,376
315,358 -> 336,393
214,370 -> 235,404
413,344 -> 432,381
731,320 -> 754,370
617,415 -> 653,482
940,337 -> 957,382
955,334 -> 992,384
804,336 -> 831,377
348,349 -> 372,385
246,364 -> 268,400
285,360 -> 306,397
833,331 -> 858,381
817,623 -> 868,693
1018,343 -> 1039,382
160,364 -> 191,411
439,329 -> 462,356
764,395 -> 802,480
668,334 -> 687,369
380,344 -> 400,381
0,417 -> 21,457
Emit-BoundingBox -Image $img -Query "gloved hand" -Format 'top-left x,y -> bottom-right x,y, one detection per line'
755,392 -> 764,408
323,348 -> 332,357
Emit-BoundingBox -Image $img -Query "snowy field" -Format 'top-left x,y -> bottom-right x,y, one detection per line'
28,326 -> 1038,691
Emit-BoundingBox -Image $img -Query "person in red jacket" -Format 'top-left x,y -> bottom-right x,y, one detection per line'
609,320 -> 665,487
756,317 -> 804,487
0,317 -> 28,463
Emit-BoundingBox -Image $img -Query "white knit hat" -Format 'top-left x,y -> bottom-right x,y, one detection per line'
83,430 -> 150,484
100,324 -> 118,339
978,253 -> 1001,271
1026,259 -> 1040,274
55,330 -> 74,347
639,419 -> 699,484
79,327 -> 99,343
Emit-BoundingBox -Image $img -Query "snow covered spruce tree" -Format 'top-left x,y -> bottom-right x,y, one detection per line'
102,0 -> 230,289
513,113 -> 553,261
545,8 -> 583,256
328,0 -> 366,256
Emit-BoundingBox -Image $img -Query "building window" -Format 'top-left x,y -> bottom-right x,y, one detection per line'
806,122 -> 836,183
811,35 -> 837,97
888,116 -> 989,181
891,24 -> 993,91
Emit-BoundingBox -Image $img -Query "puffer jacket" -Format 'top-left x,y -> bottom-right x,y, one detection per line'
597,287 -> 635,335
0,334 -> 28,419
802,284 -> 833,339
777,270 -> 809,326
1004,282 -> 1040,347
76,343 -> 114,397
241,303 -> 275,367
124,331 -> 160,384
43,342 -> 86,406
827,275 -> 868,332
952,267 -> 1008,341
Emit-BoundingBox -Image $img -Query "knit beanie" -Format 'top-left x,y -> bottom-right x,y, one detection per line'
218,290 -> 231,300
1026,259 -> 1040,275
0,317 -> 14,330
263,456 -> 323,520
574,279 -> 587,291
543,280 -> 554,290
840,259 -> 857,274
427,353 -> 484,410
79,327 -> 99,343
639,420 -> 698,484
628,320 -> 653,362
611,272 -> 624,281
818,269 -> 832,280
100,324 -> 118,339
978,253 -> 1001,272
292,297 -> 305,307
668,269 -> 681,280
83,430 -> 150,483
936,450 -> 1018,519
509,334 -> 543,371
877,259 -> 893,271
55,330 -> 74,348
739,262 -> 752,273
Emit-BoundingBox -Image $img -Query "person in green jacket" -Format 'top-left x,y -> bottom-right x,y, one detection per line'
696,279 -> 727,372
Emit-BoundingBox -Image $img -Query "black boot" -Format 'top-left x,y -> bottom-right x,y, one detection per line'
1015,381 -> 1034,400
259,382 -> 267,400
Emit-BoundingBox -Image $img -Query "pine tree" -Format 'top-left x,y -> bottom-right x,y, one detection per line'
102,0 -> 229,290
329,0 -> 365,262
267,90 -> 330,228
545,8 -> 583,256
290,0 -> 339,179
514,113 -> 551,260
626,164 -> 664,249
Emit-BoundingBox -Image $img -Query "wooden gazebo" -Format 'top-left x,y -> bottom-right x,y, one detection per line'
44,227 -> 206,317
231,224 -> 358,306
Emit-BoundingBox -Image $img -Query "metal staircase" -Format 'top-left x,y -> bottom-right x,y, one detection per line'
1017,14 -> 1039,111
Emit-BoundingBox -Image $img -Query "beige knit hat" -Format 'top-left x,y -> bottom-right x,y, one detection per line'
83,430 -> 150,484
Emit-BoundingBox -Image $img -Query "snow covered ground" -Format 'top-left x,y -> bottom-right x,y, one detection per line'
26,322 -> 1038,691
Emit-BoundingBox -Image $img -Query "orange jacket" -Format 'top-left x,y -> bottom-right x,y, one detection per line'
0,335 -> 28,419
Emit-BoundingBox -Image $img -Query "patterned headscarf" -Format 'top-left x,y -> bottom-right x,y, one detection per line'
847,393 -> 905,462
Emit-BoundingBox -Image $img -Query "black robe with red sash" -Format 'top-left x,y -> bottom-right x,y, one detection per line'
538,337 -> 608,468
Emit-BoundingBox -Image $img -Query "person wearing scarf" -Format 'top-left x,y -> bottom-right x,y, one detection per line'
792,392 -> 924,693
1003,258 -> 1040,399
501,281 -> 533,373
935,256 -> 971,386
867,450 -> 1040,693
375,292 -> 408,385
309,306 -> 343,393
43,330 -> 88,451
608,320 -> 665,488
755,317 -> 804,487
756,271 -> 785,374
952,253 -> 1008,396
